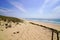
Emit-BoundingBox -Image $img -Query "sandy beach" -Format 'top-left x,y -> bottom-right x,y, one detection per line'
0,20 -> 60,40
0,0 -> 60,40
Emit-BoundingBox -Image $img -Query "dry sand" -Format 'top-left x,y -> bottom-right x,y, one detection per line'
0,20 -> 60,40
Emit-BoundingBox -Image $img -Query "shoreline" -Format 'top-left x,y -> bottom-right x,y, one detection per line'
28,20 -> 60,31
26,19 -> 60,25
25,18 -> 60,25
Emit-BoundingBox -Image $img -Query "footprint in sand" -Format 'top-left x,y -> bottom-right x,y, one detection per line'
13,31 -> 19,34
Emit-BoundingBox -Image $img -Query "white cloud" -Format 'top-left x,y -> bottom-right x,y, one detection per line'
37,0 -> 60,18
0,7 -> 12,13
2,0 -> 59,18
52,6 -> 60,18
54,6 -> 60,12
43,6 -> 60,18
40,0 -> 59,9
8,0 -> 27,13
0,7 -> 27,18
0,7 -> 16,15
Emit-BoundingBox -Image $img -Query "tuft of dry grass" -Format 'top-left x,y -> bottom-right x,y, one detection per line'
0,15 -> 24,23
5,24 -> 12,29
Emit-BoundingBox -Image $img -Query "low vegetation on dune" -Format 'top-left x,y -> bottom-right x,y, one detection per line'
0,15 -> 24,29
0,15 -> 24,23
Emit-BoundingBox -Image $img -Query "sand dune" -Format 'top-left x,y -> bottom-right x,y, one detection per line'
0,16 -> 60,40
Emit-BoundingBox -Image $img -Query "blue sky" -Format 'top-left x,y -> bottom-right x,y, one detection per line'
0,0 -> 60,19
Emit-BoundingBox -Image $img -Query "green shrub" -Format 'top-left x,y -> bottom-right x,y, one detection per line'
0,15 -> 24,23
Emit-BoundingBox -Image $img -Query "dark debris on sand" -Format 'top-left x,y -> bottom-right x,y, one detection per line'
0,29 -> 3,31
13,32 -> 16,34
5,24 -> 12,29
17,31 -> 19,33
5,24 -> 8,26
13,31 -> 19,34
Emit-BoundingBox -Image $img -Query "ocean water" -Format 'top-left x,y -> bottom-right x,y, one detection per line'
25,18 -> 60,24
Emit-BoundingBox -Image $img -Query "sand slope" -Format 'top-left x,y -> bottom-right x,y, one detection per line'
0,20 -> 60,40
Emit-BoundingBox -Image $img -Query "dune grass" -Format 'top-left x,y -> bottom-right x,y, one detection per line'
0,15 -> 24,23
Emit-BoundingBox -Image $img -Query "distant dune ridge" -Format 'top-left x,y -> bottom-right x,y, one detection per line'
0,15 -> 60,40
0,15 -> 24,23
